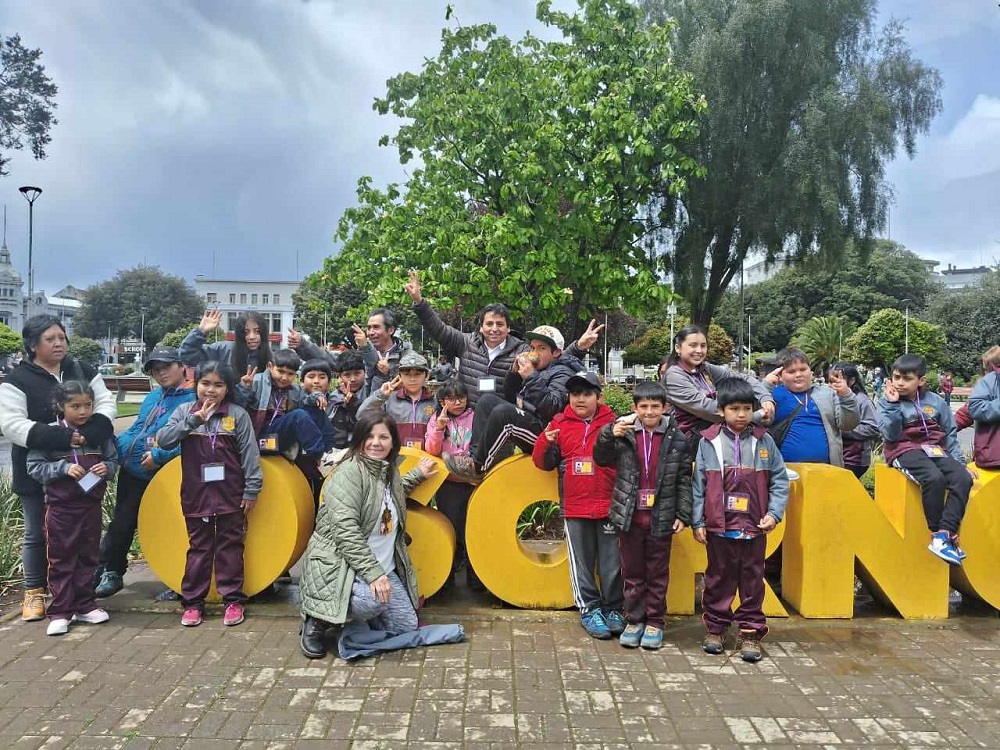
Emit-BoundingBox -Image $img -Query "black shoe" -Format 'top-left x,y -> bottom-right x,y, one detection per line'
300,616 -> 328,659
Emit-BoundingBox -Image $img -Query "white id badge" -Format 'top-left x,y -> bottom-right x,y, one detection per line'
478,377 -> 496,393
77,472 -> 101,493
202,463 -> 226,482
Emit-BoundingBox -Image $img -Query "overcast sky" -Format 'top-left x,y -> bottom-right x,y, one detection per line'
1,0 -> 997,297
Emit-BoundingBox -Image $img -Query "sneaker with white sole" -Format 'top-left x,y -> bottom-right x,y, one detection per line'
928,531 -> 962,566
603,609 -> 626,636
181,608 -> 203,627
72,609 -> 110,625
223,602 -> 245,627
580,609 -> 612,639
619,622 -> 643,649
950,534 -> 967,561
46,618 -> 70,636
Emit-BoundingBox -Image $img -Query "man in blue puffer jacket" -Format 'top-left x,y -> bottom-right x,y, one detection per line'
95,347 -> 196,598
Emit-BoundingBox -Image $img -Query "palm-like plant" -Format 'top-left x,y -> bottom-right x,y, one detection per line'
792,315 -> 855,374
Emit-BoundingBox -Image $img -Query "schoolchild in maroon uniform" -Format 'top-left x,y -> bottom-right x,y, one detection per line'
27,382 -> 119,636
595,381 -> 692,651
878,354 -> 976,566
531,371 -> 623,641
157,362 -> 263,628
692,379 -> 789,663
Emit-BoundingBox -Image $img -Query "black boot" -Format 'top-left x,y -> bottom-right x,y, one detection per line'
300,616 -> 329,659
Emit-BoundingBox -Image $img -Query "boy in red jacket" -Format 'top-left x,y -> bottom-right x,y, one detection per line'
532,371 -> 622,639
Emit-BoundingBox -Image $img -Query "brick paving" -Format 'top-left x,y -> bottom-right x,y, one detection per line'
1,600 -> 999,749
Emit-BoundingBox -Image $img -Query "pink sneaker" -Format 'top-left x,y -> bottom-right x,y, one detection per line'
180,608 -> 203,627
223,602 -> 245,627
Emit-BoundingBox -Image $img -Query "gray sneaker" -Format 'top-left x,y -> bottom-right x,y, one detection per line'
94,570 -> 124,599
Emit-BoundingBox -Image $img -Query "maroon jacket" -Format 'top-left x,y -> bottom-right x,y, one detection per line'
156,401 -> 263,518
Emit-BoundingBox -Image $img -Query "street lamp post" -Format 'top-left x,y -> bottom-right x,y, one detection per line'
745,307 -> 754,369
139,308 -> 146,366
901,299 -> 911,354
18,186 -> 42,321
667,301 -> 678,346
106,321 -> 113,364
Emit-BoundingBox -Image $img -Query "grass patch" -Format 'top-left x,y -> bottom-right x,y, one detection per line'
116,403 -> 142,418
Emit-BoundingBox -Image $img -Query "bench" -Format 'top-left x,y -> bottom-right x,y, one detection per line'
104,376 -> 153,403
951,386 -> 972,402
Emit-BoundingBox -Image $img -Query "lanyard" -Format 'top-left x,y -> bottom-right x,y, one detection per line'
61,419 -> 81,464
913,393 -> 931,437
691,368 -> 713,395
581,419 -> 593,449
143,392 -> 168,430
732,430 -> 742,467
268,391 -> 285,428
791,391 -> 809,412
206,414 -> 221,453
640,428 -> 654,484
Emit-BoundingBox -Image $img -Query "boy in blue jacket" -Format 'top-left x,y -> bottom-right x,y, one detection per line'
879,354 -> 976,566
95,347 -> 195,598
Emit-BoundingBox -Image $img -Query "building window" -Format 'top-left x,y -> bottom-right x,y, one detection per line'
227,313 -> 239,331
262,294 -> 269,305
273,294 -> 280,305
206,293 -> 217,303
271,313 -> 283,333
251,293 -> 258,305
229,293 -> 236,304
240,293 -> 247,304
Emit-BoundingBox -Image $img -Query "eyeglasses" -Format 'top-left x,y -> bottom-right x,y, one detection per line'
443,397 -> 467,403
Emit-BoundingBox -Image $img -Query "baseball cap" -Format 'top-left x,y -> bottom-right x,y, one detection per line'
525,325 -> 565,351
566,370 -> 602,393
398,351 -> 430,372
143,346 -> 181,373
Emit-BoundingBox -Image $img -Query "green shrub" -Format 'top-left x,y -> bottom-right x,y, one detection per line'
602,384 -> 633,416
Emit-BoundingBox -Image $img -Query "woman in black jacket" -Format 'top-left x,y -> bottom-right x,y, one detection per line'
0,316 -> 116,621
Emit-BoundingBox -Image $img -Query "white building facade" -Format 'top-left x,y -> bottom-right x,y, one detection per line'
193,277 -> 300,349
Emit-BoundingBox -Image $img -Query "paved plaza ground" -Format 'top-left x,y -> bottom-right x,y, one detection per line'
0,565 -> 999,749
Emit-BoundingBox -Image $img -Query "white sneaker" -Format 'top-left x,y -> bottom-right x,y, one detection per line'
46,618 -> 70,636
785,468 -> 800,481
72,608 -> 110,625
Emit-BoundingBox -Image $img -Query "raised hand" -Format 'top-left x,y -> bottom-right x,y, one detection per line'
193,398 -> 218,422
380,375 -> 403,399
241,366 -> 257,387
352,323 -> 368,348
576,318 -> 606,351
828,369 -> 850,397
404,269 -> 422,303
376,350 -> 390,376
883,381 -> 899,403
612,414 -> 636,438
436,411 -> 449,430
287,328 -> 302,349
544,428 -> 560,443
198,308 -> 223,334
765,366 -> 784,386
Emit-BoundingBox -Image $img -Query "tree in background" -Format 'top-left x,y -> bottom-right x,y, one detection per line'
0,34 -> 58,176
926,269 -> 1000,380
714,242 -> 939,353
624,319 -> 733,367
792,315 -> 856,375
0,321 -> 21,357
846,308 -> 944,371
67,337 -> 104,367
75,266 -> 204,353
327,0 -> 705,338
640,0 -> 942,324
157,323 -> 200,349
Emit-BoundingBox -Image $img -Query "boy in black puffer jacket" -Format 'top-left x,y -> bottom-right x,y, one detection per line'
594,381 -> 692,651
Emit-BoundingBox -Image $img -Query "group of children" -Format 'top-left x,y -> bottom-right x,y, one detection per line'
25,307 -> 986,664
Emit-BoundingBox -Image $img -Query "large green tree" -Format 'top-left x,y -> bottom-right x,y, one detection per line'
327,0 -> 705,337
926,269 -> 1000,380
0,34 -> 58,176
846,308 -> 944,370
714,241 -> 939,353
67,336 -> 104,367
0,321 -> 21,356
641,0 -> 942,324
75,266 -> 204,353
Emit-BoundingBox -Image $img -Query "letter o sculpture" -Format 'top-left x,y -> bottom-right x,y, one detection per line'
465,454 -> 574,609
137,456 -> 315,599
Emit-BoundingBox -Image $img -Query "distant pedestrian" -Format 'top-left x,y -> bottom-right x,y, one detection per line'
940,371 -> 954,405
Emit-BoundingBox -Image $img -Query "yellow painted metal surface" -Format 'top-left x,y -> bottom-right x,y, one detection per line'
783,464 -> 949,619
398,447 -> 448,506
404,501 -> 456,599
951,465 -> 1000,608
138,456 -> 315,599
465,455 -> 574,609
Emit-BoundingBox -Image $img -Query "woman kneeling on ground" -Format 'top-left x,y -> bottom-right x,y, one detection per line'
298,411 -> 464,660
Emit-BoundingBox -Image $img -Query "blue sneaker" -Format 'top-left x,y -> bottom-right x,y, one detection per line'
94,571 -> 124,599
640,625 -> 664,650
580,609 -> 612,640
619,622 -> 643,648
603,609 -> 626,636
928,531 -> 962,566
950,534 -> 967,560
